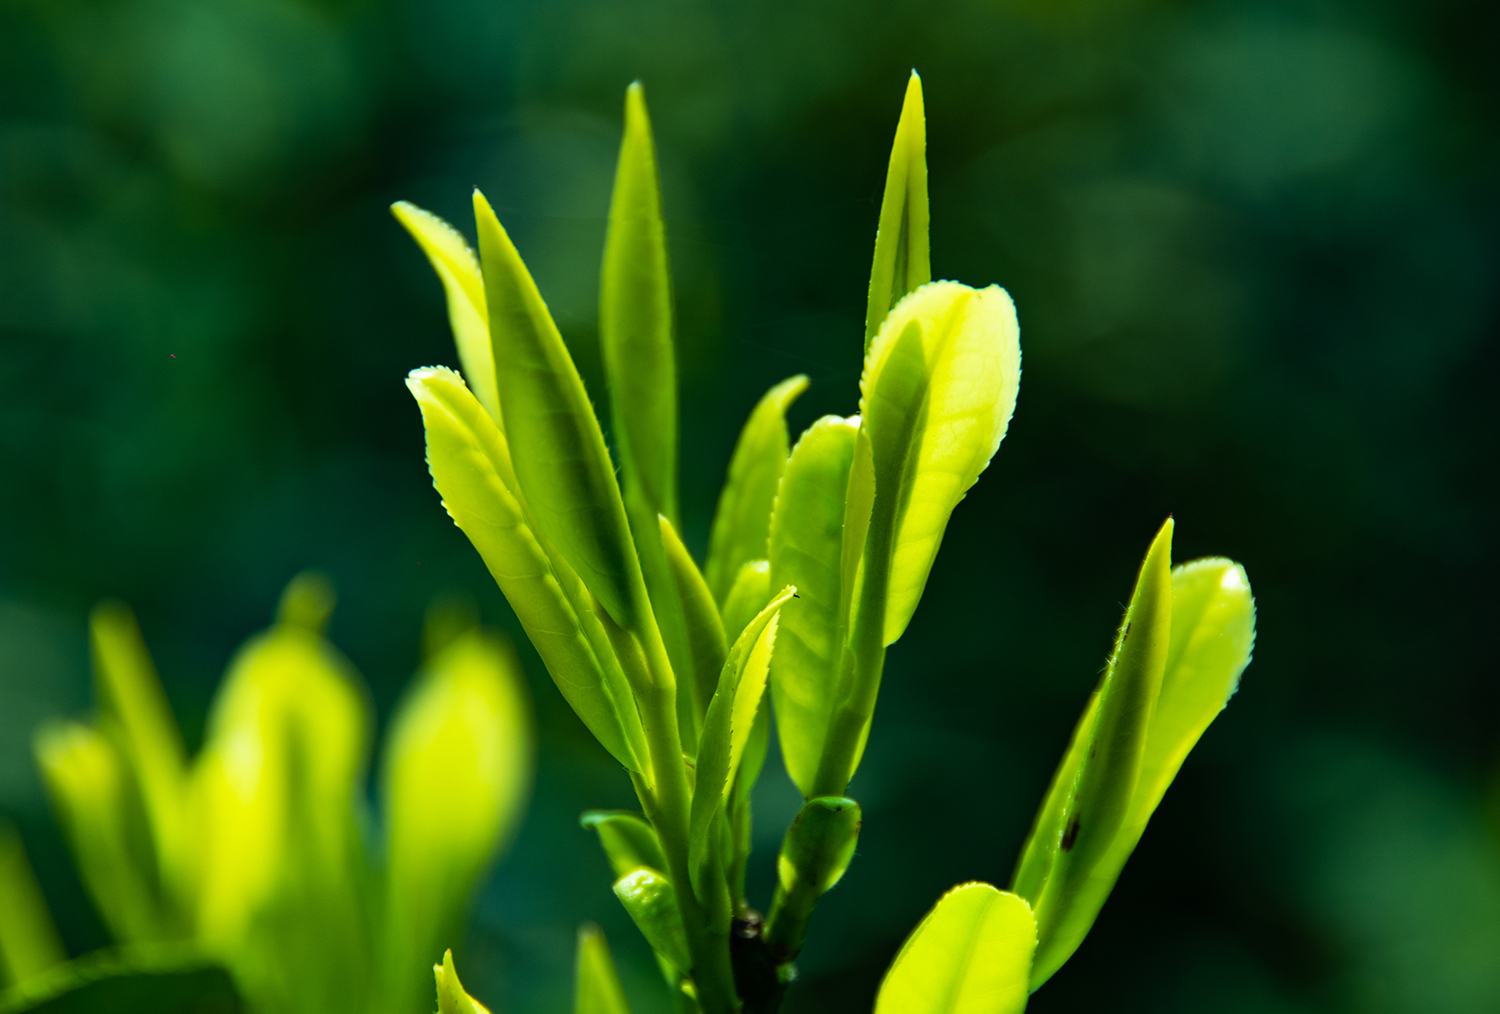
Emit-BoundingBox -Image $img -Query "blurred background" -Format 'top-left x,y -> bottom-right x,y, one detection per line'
2,0 -> 1497,1010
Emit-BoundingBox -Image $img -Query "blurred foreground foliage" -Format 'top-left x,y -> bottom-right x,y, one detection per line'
1,0 -> 1498,1011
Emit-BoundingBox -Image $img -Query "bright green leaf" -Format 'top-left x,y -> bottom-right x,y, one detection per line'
434,950 -> 491,1014
392,202 -> 498,423
1009,692 -> 1098,906
0,824 -> 64,986
762,797 -> 861,960
768,415 -> 860,797
575,923 -> 632,1014
407,366 -> 646,772
720,559 -> 771,644
580,811 -> 668,880
474,189 -> 647,634
861,281 -> 1021,646
659,515 -> 728,741
865,72 -> 930,350
874,883 -> 1034,1014
382,630 -> 534,1013
612,868 -> 690,975
1026,520 -> 1174,987
33,723 -> 165,943
705,375 -> 809,605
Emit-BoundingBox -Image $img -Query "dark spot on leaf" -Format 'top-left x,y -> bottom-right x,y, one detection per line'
1061,818 -> 1081,851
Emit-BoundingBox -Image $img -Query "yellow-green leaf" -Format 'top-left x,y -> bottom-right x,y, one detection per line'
575,923 -> 632,1014
407,366 -> 646,772
580,811 -> 668,879
382,630 -> 534,1012
861,281 -> 1021,646
875,883 -> 1034,1014
392,201 -> 498,423
720,559 -> 771,644
435,950 -> 492,1014
705,375 -> 809,605
660,515 -> 728,740
474,189 -> 647,634
612,868 -> 690,974
762,797 -> 861,960
865,72 -> 930,349
0,824 -> 65,986
768,415 -> 860,797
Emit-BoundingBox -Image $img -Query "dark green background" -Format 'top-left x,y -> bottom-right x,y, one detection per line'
2,0 -> 1497,1010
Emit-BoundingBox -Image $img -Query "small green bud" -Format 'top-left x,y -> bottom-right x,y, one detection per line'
612,867 -> 691,975
763,797 -> 862,960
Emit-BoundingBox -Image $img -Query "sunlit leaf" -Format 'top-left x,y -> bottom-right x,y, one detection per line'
1026,520 -> 1173,987
0,824 -> 64,986
408,366 -> 646,772
705,375 -> 809,605
574,923 -> 632,1014
382,630 -> 533,1012
1009,693 -> 1098,906
865,72 -> 930,350
391,201 -> 498,423
874,883 -> 1034,1014
434,950 -> 492,1014
720,559 -> 771,644
0,949 -> 242,1014
861,281 -> 1021,645
580,811 -> 668,879
33,723 -> 165,943
688,589 -> 794,900
612,868 -> 690,975
88,602 -> 188,910
762,797 -> 860,960
474,189 -> 647,633
1022,547 -> 1255,988
768,415 -> 860,797
660,516 -> 727,742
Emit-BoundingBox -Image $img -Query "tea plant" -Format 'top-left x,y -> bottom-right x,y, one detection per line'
397,72 -> 1256,1014
0,577 -> 533,1014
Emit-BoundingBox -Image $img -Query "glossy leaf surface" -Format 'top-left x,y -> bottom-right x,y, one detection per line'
383,630 -> 533,1010
861,281 -> 1021,645
865,72 -> 930,349
874,883 -> 1034,1014
474,189 -> 646,632
574,924 -> 632,1014
768,415 -> 860,796
391,201 -> 497,422
408,366 -> 646,772
612,868 -> 690,974
705,375 -> 809,605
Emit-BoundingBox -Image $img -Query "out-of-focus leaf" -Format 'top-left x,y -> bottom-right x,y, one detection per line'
689,589 -> 794,898
0,825 -> 64,986
874,883 -> 1034,1014
408,366 -> 646,772
274,572 -> 335,634
90,602 -> 187,893
188,616 -> 369,947
33,723 -> 165,943
434,950 -> 491,1014
705,375 -> 809,605
0,949 -> 242,1014
612,868 -> 690,975
768,416 -> 859,797
580,811 -> 668,879
1022,549 -> 1254,988
474,190 -> 647,634
660,516 -> 727,742
860,281 -> 1021,646
763,797 -> 860,960
382,630 -> 534,1012
865,72 -> 930,350
720,560 -> 771,644
1026,520 -> 1173,987
601,82 -> 678,531
575,923 -> 632,1014
391,201 -> 497,423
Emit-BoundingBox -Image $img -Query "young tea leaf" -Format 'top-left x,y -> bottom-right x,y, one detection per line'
705,375 -> 809,605
391,201 -> 497,423
720,559 -> 771,644
435,950 -> 492,1014
660,516 -> 728,741
580,811 -> 669,879
382,631 -> 534,1013
408,366 -> 647,772
768,416 -> 860,797
763,797 -> 861,960
575,923 -> 633,1014
874,883 -> 1034,1014
861,281 -> 1021,646
865,72 -> 930,349
612,868 -> 691,975
474,189 -> 647,634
